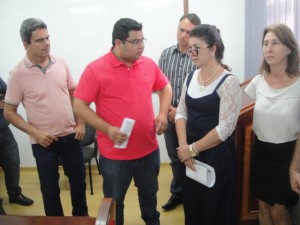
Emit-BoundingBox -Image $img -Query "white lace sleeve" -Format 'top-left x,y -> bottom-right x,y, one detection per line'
175,77 -> 188,121
216,75 -> 242,141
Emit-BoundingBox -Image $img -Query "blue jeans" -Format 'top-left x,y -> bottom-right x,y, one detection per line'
32,133 -> 88,216
164,122 -> 184,197
0,127 -> 21,197
100,149 -> 160,225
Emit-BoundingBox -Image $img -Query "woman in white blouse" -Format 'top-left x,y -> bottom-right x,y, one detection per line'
245,24 -> 300,225
176,24 -> 242,225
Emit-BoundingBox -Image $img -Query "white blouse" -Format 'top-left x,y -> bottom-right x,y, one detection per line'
245,74 -> 300,143
175,69 -> 242,142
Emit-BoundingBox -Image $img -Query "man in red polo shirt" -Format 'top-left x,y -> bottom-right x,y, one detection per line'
73,18 -> 172,225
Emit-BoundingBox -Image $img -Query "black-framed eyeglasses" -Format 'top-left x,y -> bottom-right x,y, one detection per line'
124,38 -> 147,47
187,46 -> 209,56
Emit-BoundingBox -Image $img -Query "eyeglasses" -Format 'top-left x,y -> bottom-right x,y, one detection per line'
124,38 -> 147,47
187,46 -> 209,56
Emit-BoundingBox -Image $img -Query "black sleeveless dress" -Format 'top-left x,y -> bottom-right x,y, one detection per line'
182,73 -> 237,225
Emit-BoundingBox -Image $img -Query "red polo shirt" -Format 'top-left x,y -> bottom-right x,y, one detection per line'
74,51 -> 168,160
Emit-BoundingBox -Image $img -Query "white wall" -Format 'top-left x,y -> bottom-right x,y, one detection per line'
189,0 -> 245,79
0,0 -> 245,167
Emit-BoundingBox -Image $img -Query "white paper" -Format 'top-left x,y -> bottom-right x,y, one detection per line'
114,118 -> 135,149
186,160 -> 216,188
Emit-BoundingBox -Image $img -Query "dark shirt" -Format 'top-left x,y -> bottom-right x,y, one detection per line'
0,77 -> 9,131
158,44 -> 197,107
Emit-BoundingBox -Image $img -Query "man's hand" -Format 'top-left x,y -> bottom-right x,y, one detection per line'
30,128 -> 58,148
155,113 -> 168,135
74,123 -> 85,140
167,106 -> 177,123
107,126 -> 128,145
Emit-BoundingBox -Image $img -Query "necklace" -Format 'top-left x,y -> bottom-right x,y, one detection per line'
198,64 -> 220,91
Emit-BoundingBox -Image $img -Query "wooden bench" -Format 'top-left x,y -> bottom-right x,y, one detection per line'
0,197 -> 115,225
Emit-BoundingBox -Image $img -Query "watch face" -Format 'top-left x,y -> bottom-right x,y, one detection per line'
189,150 -> 197,157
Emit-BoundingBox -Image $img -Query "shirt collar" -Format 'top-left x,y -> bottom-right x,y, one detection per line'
24,54 -> 56,68
175,44 -> 190,56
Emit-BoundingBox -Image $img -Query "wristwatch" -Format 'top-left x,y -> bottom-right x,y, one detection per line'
189,144 -> 197,157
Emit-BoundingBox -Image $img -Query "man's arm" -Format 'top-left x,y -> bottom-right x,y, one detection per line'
290,134 -> 300,194
73,98 -> 127,146
4,103 -> 58,147
155,84 -> 172,135
69,89 -> 85,140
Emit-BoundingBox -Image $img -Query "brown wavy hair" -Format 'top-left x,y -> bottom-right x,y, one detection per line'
260,23 -> 300,76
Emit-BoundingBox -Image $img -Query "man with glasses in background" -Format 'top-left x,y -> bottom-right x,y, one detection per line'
158,13 -> 201,211
73,18 -> 172,225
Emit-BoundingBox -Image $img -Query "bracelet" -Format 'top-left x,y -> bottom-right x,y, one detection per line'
192,142 -> 199,156
189,144 -> 193,153
189,143 -> 199,157
189,144 -> 196,157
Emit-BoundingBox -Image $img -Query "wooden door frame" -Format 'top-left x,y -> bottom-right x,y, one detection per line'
184,0 -> 189,14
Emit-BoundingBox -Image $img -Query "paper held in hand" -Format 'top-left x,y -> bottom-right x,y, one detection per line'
114,118 -> 135,149
186,160 -> 216,188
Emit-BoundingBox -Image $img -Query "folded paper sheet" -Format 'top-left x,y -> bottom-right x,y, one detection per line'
114,118 -> 135,149
186,160 -> 216,188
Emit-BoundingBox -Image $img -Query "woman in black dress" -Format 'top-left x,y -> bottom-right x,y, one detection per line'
176,24 -> 242,225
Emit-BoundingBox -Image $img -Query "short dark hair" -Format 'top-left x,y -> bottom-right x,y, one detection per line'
112,18 -> 143,46
180,13 -> 201,26
190,24 -> 230,71
20,18 -> 47,44
260,23 -> 300,76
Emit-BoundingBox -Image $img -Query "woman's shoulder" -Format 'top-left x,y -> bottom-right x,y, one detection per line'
243,74 -> 263,88
220,70 -> 240,84
250,74 -> 264,82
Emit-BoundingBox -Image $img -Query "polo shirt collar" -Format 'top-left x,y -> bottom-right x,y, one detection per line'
24,54 -> 56,68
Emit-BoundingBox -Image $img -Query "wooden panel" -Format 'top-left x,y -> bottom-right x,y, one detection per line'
0,198 -> 115,225
235,80 -> 259,225
96,198 -> 116,225
0,216 -> 96,225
